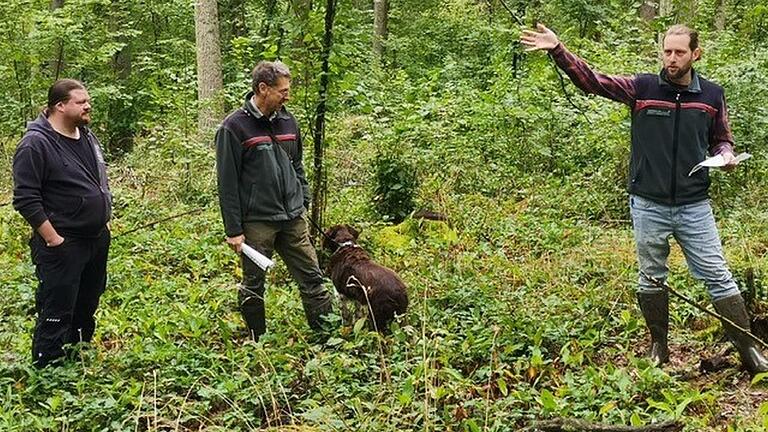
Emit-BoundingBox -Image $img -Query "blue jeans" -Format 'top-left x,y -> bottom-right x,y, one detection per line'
629,195 -> 739,300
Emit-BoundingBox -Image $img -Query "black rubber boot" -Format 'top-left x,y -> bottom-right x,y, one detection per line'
239,284 -> 266,342
637,290 -> 670,365
301,288 -> 334,332
713,294 -> 768,375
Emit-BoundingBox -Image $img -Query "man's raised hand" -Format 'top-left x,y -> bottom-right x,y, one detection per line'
520,23 -> 560,52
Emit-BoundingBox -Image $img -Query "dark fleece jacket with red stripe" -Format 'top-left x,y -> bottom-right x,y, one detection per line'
550,43 -> 735,205
216,93 -> 309,237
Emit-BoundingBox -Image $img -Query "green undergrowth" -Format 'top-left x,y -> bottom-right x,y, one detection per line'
2,119 -> 768,431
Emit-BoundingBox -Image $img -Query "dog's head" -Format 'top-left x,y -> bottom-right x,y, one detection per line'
323,224 -> 361,252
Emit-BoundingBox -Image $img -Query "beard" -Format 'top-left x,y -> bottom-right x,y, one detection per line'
72,112 -> 91,126
665,64 -> 692,81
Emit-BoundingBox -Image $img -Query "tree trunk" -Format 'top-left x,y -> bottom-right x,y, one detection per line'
194,0 -> 224,133
261,0 -> 279,40
109,2 -> 134,155
638,0 -> 657,21
714,0 -> 726,30
50,0 -> 65,80
373,0 -> 388,62
658,0 -> 673,17
290,0 -> 312,23
310,0 -> 337,239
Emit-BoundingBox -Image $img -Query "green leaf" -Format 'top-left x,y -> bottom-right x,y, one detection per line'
599,401 -> 616,415
539,389 -> 557,411
326,337 -> 344,346
353,317 -> 367,334
465,419 -> 481,432
497,378 -> 508,396
752,371 -> 768,385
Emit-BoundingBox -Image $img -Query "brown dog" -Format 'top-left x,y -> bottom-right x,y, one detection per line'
323,225 -> 408,332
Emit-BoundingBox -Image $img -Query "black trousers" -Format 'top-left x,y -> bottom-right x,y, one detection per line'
29,229 -> 110,367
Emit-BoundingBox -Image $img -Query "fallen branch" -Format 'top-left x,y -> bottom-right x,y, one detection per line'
112,207 -> 206,240
522,418 -> 682,432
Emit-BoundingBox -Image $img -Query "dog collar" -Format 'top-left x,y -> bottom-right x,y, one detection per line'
332,240 -> 359,256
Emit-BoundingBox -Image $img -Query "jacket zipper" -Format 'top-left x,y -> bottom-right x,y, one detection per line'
267,122 -> 291,218
670,92 -> 681,205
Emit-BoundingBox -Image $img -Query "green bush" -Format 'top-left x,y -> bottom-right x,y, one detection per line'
372,155 -> 418,223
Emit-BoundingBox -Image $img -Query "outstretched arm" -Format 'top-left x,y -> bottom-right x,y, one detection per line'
520,24 -> 637,106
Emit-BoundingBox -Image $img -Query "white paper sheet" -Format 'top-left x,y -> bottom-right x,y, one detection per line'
688,153 -> 752,176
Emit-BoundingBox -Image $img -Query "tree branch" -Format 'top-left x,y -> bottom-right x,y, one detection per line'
523,418 -> 682,432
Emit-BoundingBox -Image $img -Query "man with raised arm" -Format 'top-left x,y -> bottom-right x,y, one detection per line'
521,24 -> 767,374
215,60 -> 334,341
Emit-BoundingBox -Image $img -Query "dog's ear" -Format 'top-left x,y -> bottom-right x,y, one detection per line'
323,225 -> 339,250
346,224 -> 360,240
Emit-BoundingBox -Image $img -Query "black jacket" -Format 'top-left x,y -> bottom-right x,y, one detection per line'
13,114 -> 112,238
216,93 -> 309,237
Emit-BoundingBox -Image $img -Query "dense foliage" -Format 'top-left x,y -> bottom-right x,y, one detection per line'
2,0 -> 768,430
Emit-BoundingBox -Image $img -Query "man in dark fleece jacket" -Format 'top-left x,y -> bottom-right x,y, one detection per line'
216,61 -> 333,341
13,79 -> 112,367
521,25 -> 768,374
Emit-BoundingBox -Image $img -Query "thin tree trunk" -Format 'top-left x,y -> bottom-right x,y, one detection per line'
109,2 -> 134,155
261,0 -> 279,40
310,0 -> 337,238
373,0 -> 388,62
194,0 -> 224,132
657,0 -> 673,45
50,0 -> 65,80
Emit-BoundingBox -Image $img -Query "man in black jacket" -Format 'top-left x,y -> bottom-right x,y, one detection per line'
13,79 -> 112,367
216,61 -> 333,341
521,25 -> 768,374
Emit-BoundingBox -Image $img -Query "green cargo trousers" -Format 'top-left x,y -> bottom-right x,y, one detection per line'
239,213 -> 333,340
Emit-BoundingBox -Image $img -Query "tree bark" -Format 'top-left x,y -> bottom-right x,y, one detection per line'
658,0 -> 673,17
714,0 -> 726,30
310,0 -> 337,239
638,0 -> 657,21
373,0 -> 388,62
194,0 -> 224,132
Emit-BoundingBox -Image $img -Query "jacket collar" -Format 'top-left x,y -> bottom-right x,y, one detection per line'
242,92 -> 290,121
658,68 -> 702,94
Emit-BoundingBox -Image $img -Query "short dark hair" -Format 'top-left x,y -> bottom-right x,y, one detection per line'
47,79 -> 86,111
251,61 -> 291,95
664,25 -> 699,51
